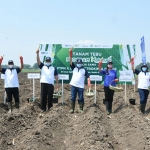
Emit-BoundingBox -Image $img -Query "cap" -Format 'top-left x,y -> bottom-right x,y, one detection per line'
141,63 -> 148,69
107,60 -> 113,64
8,60 -> 14,64
45,57 -> 51,61
76,59 -> 82,63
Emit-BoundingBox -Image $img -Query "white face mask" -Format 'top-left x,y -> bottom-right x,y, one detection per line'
142,67 -> 147,72
9,65 -> 14,68
44,62 -> 51,66
77,64 -> 82,68
108,64 -> 112,69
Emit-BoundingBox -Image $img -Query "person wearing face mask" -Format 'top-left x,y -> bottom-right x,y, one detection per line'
98,60 -> 118,115
36,49 -> 59,112
131,61 -> 150,114
69,48 -> 91,113
0,55 -> 24,113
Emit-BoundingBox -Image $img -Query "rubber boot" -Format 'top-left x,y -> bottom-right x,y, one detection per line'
103,99 -> 106,105
14,102 -> 20,113
8,102 -> 12,113
140,104 -> 146,114
15,102 -> 20,108
69,102 -> 75,114
78,101 -> 84,113
105,101 -> 110,115
108,101 -> 113,113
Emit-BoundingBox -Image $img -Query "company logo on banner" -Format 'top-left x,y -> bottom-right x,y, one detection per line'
39,44 -> 136,84
39,44 -> 53,63
62,44 -> 113,48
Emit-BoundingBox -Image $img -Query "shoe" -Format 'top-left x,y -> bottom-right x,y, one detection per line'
41,109 -> 46,113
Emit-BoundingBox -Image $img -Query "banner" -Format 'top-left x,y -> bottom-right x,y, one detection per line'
39,44 -> 136,84
140,36 -> 146,64
39,44 -> 53,63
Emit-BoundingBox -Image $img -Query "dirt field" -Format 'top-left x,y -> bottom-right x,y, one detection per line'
1,73 -> 150,150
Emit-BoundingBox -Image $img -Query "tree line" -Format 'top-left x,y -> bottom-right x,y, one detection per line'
2,62 -> 150,70
135,62 -> 150,70
2,63 -> 39,69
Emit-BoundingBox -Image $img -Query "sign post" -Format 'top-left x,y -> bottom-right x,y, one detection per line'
119,70 -> 133,103
90,75 -> 102,104
1,74 -> 5,79
58,74 -> 69,104
1,74 -> 6,104
27,73 -> 40,102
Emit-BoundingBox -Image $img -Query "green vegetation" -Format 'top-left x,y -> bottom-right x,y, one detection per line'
136,62 -> 150,71
22,69 -> 40,73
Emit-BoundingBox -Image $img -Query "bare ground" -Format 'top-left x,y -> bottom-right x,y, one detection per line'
0,73 -> 150,150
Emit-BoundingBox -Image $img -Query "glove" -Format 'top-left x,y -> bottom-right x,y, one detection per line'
69,48 -> 73,57
0,56 -> 3,64
87,79 -> 91,87
98,60 -> 102,69
20,56 -> 23,65
131,57 -> 134,65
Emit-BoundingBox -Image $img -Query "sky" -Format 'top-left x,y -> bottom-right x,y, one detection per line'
0,0 -> 150,66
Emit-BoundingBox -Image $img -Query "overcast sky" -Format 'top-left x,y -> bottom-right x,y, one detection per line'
0,0 -> 150,66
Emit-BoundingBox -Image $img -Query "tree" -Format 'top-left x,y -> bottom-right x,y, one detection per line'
32,63 -> 39,69
136,62 -> 150,70
23,64 -> 31,69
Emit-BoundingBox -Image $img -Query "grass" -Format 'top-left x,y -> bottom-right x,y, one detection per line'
22,69 -> 40,73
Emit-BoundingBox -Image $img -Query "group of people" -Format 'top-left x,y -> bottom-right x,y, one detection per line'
0,48 -> 150,115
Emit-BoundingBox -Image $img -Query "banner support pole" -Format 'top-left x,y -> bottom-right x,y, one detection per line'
125,81 -> 126,104
33,78 -> 35,102
94,81 -> 96,104
62,79 -> 64,104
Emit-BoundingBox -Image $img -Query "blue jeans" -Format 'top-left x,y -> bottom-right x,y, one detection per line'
138,89 -> 149,104
71,86 -> 84,103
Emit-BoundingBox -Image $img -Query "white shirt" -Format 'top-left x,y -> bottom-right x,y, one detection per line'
70,63 -> 90,88
2,68 -> 20,88
138,72 -> 150,89
39,63 -> 58,85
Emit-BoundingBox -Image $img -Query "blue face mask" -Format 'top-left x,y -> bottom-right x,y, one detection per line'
142,67 -> 147,72
76,64 -> 82,68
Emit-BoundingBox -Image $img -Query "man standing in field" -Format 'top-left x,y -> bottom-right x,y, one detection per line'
69,47 -> 91,113
36,49 -> 59,112
0,55 -> 24,113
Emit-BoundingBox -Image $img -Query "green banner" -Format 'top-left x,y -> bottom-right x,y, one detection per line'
39,44 -> 136,84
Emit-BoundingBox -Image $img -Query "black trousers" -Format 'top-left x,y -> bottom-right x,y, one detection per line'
104,86 -> 114,102
41,83 -> 54,111
5,88 -> 19,103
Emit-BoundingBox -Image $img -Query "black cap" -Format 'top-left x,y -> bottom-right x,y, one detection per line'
76,59 -> 82,63
107,60 -> 113,64
8,60 -> 14,64
141,63 -> 148,71
45,57 -> 51,61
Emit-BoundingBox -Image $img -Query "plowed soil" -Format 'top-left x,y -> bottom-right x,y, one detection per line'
0,73 -> 150,150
